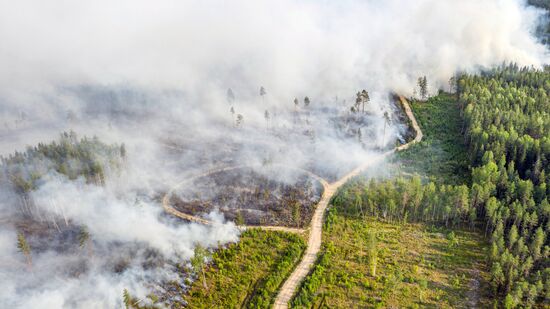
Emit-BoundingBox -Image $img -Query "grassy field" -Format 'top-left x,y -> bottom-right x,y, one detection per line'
394,93 -> 470,184
184,229 -> 305,308
291,93 -> 492,308
292,209 -> 490,308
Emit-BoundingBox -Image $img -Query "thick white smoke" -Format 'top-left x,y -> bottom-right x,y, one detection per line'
0,0 -> 546,99
0,0 -> 548,308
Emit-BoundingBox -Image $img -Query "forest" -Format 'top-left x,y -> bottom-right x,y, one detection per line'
459,65 -> 549,306
1,131 -> 124,194
1,1 -> 549,308
294,65 -> 549,308
529,0 -> 550,45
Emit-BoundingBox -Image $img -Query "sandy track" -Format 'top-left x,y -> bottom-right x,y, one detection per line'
162,96 -> 421,308
272,95 -> 422,308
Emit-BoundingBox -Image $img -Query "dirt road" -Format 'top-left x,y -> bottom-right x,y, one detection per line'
162,96 -> 421,308
272,96 -> 422,308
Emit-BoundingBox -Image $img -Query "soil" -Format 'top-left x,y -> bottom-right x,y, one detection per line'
170,167 -> 323,227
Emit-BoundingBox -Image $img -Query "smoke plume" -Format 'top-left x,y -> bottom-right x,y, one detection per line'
0,0 -> 547,307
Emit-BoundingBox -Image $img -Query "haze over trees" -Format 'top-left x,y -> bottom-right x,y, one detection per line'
417,76 -> 428,100
260,86 -> 267,103
351,90 -> 370,114
17,233 -> 32,270
1,131 -> 123,195
227,88 -> 235,105
327,65 -> 550,307
2,1 -> 548,307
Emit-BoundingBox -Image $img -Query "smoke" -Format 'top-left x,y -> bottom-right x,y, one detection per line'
0,0 -> 548,307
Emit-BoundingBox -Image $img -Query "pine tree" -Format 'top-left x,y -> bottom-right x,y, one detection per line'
123,289 -> 132,309
260,86 -> 267,103
17,233 -> 32,270
361,90 -> 370,113
382,111 -> 390,147
78,226 -> 93,257
418,76 -> 428,100
191,244 -> 210,290
366,230 -> 378,277
354,92 -> 362,112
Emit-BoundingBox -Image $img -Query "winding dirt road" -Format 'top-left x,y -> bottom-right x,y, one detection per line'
272,95 -> 422,308
162,95 -> 422,308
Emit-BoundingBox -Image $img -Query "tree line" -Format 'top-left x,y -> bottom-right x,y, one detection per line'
459,65 -> 549,307
1,131 -> 125,194
333,65 -> 549,307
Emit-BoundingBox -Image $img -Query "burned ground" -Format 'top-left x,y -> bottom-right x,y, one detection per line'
170,167 -> 323,227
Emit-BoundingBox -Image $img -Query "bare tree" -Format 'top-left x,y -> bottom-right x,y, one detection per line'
230,107 -> 235,126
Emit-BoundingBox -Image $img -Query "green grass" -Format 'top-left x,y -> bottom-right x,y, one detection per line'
292,209 -> 490,308
395,93 -> 470,184
184,229 -> 305,308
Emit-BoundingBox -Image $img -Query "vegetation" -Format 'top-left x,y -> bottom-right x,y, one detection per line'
417,76 -> 428,100
458,65 -> 550,306
528,0 -> 550,45
291,207 -> 489,308
0,131 -> 123,194
295,65 -> 550,308
183,229 -> 306,308
394,93 -> 469,184
191,244 -> 210,291
332,176 -> 474,228
350,89 -> 370,114
17,232 -> 32,270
